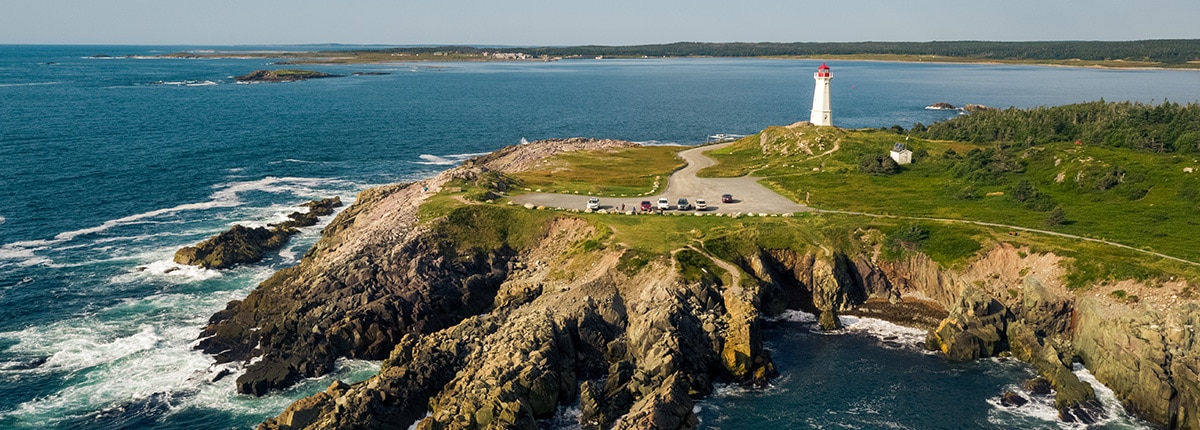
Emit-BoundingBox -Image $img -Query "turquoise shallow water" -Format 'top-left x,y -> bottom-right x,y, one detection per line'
1,45 -> 1196,429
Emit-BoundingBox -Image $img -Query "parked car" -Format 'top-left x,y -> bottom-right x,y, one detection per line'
695,199 -> 707,211
640,201 -> 653,212
657,197 -> 671,210
586,197 -> 600,210
721,194 -> 734,203
677,198 -> 693,211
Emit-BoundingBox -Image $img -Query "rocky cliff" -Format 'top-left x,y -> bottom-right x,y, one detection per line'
203,139 -> 1199,429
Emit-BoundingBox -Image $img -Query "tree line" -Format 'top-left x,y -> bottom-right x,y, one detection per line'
369,40 -> 1200,65
912,100 -> 1200,153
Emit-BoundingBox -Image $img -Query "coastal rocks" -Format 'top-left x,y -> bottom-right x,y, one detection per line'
174,197 -> 342,269
1006,320 -> 1099,421
465,137 -> 639,173
1000,391 -> 1029,407
235,69 -> 343,83
1074,299 -> 1200,429
174,224 -> 290,270
810,255 -> 865,312
195,177 -> 514,396
923,102 -> 994,113
925,286 -> 1011,361
818,309 -> 842,330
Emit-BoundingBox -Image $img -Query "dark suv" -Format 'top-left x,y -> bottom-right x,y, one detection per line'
676,198 -> 693,211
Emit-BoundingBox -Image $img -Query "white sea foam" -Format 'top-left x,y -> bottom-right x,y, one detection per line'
0,280 -> 325,425
1075,363 -> 1151,428
984,362 -> 1152,429
407,411 -> 433,430
0,215 -> 5,224
837,316 -> 929,350
766,309 -> 817,323
0,176 -> 355,267
0,82 -> 62,88
270,158 -> 317,164
984,379 -> 1065,428
148,80 -> 217,87
132,260 -> 224,282
414,152 -> 490,165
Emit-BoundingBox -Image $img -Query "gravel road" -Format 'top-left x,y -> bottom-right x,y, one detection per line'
510,142 -> 810,214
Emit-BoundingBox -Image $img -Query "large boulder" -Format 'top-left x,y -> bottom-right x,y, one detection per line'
174,224 -> 289,269
926,286 -> 1010,361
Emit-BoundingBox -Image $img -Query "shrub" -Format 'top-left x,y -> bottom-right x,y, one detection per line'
1045,207 -> 1067,227
859,154 -> 900,175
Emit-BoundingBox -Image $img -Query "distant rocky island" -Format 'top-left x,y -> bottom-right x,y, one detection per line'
925,102 -> 996,112
234,69 -> 344,83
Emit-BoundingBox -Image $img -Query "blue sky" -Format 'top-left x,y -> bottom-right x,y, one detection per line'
3,0 -> 1197,45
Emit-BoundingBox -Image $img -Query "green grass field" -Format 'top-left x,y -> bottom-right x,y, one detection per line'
415,121 -> 1200,289
698,125 -> 1200,263
509,145 -> 686,197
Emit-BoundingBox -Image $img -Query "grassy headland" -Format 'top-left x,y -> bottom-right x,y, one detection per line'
418,103 -> 1200,290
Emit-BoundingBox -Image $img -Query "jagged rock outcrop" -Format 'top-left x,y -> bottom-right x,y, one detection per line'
1007,320 -> 1099,421
174,197 -> 342,269
1075,299 -> 1200,428
256,217 -> 778,429
197,139 -> 643,398
926,286 -> 1011,361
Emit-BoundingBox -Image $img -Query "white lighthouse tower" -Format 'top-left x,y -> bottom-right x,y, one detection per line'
809,63 -> 833,126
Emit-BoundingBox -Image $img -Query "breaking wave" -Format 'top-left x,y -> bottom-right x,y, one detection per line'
0,177 -> 355,268
414,152 -> 490,165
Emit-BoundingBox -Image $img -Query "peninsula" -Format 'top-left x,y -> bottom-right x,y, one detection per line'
146,39 -> 1200,70
196,101 -> 1200,429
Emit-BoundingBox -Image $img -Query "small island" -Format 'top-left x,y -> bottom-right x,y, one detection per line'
234,69 -> 343,83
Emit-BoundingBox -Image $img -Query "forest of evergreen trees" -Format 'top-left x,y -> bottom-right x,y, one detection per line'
913,101 -> 1200,152
376,40 -> 1200,65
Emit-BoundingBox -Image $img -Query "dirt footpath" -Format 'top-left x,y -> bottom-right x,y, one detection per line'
510,142 -> 810,214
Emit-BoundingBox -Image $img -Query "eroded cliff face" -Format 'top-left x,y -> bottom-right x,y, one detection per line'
206,138 -> 1198,429
259,218 -> 777,429
734,243 -> 1197,428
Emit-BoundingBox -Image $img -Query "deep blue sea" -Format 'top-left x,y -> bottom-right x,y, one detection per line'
2,45 -> 1197,429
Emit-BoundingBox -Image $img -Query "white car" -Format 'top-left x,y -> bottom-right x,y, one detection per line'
586,197 -> 600,210
695,199 -> 707,211
657,197 -> 670,210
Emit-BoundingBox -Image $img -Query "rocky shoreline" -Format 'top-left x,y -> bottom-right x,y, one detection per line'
234,69 -> 344,83
174,197 -> 341,269
198,139 -> 1198,429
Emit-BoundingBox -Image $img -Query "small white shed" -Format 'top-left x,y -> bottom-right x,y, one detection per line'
890,142 -> 913,165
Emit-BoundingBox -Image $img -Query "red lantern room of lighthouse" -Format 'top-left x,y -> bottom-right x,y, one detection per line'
816,63 -> 831,78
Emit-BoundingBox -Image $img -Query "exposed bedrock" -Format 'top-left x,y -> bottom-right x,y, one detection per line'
175,197 -> 342,269
730,244 -> 1196,428
208,138 -> 1199,429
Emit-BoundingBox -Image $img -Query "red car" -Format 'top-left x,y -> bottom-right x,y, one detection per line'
721,194 -> 734,203
640,201 -> 653,211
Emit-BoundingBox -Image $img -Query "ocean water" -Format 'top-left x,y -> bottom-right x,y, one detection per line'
1,45 -> 1197,429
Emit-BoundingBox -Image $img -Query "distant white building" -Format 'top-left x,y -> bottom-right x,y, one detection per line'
890,142 -> 913,165
809,63 -> 833,126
